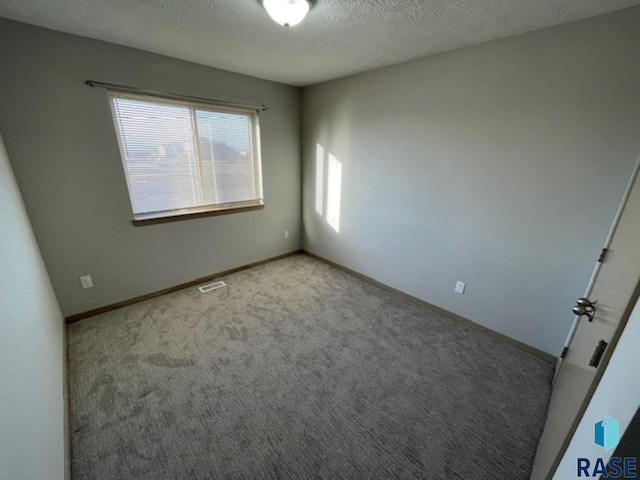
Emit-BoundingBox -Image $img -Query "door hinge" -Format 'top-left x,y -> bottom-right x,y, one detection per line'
560,346 -> 569,359
598,248 -> 608,263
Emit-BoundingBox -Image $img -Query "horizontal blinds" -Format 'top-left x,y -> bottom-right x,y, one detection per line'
108,92 -> 262,216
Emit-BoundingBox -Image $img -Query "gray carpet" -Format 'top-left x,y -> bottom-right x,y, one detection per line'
68,254 -> 553,479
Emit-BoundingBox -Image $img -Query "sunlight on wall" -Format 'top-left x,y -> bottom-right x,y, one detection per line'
314,143 -> 342,233
326,153 -> 342,233
315,143 -> 324,215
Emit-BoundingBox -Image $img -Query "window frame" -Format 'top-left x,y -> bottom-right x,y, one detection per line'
108,91 -> 264,226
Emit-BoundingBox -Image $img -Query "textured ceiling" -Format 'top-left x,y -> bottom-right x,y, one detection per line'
0,0 -> 639,86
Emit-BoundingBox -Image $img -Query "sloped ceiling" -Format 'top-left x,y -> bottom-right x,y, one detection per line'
0,0 -> 639,86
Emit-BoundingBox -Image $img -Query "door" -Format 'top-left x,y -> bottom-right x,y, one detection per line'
530,157 -> 640,480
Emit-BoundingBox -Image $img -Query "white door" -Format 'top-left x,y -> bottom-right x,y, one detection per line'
531,157 -> 640,480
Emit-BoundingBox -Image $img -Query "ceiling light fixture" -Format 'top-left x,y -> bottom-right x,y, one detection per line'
261,0 -> 312,27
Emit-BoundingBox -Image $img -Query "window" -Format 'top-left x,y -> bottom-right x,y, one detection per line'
108,92 -> 263,224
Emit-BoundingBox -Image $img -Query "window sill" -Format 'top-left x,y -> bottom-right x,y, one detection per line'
132,200 -> 264,226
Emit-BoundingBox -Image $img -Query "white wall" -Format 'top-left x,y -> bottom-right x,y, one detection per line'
0,133 -> 66,479
554,297 -> 640,478
302,7 -> 640,355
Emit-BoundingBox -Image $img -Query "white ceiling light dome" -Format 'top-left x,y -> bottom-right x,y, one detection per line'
262,0 -> 312,27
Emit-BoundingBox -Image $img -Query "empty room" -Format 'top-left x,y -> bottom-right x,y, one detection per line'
2,1 -> 640,479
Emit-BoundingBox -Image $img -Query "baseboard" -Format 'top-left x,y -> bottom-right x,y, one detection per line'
65,250 -> 302,324
303,250 -> 556,365
63,319 -> 71,480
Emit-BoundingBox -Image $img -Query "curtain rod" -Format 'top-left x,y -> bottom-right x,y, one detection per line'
85,80 -> 268,111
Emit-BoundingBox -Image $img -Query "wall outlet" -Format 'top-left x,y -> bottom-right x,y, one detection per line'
455,281 -> 466,294
80,275 -> 93,289
284,230 -> 289,239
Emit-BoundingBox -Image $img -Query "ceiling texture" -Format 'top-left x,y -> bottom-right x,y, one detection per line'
0,0 -> 639,86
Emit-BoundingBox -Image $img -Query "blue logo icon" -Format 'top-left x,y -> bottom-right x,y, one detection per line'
594,416 -> 619,451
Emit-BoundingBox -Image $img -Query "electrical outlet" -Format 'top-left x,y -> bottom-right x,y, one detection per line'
455,281 -> 466,294
284,230 -> 289,239
80,275 -> 93,289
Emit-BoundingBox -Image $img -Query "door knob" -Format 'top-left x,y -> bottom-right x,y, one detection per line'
576,297 -> 597,307
572,297 -> 597,322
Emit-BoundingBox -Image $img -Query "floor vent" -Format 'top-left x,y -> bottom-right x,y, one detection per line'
198,281 -> 226,293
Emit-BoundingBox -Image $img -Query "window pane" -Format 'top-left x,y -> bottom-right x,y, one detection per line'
195,110 -> 256,205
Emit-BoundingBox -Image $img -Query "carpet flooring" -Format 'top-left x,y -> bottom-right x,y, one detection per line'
68,254 -> 553,479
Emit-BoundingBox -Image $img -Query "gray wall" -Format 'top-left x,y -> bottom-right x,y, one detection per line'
302,8 -> 640,355
0,133 -> 66,479
0,19 -> 302,316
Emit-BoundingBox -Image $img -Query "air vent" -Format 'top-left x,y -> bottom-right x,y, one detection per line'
198,280 -> 226,293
